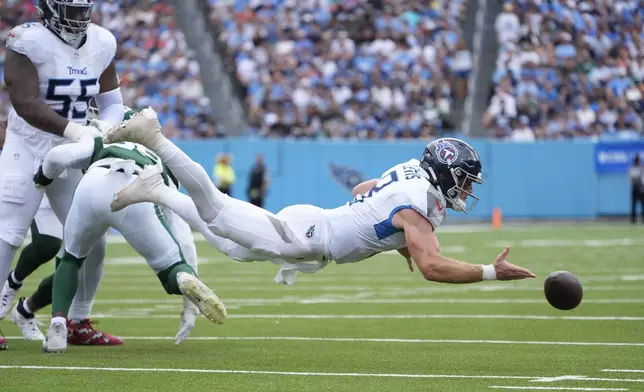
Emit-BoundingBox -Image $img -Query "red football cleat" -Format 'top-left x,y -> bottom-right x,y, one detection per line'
67,319 -> 124,346
0,331 -> 7,350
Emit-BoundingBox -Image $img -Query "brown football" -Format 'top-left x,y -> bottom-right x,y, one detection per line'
544,271 -> 583,310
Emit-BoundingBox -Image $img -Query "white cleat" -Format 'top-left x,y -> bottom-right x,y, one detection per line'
177,272 -> 227,325
11,303 -> 45,341
110,165 -> 165,212
42,322 -> 67,354
0,280 -> 19,319
103,107 -> 164,149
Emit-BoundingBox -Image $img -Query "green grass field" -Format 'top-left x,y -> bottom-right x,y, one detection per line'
2,224 -> 644,391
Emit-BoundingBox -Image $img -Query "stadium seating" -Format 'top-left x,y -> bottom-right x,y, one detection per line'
487,0 -> 644,141
208,0 -> 472,139
0,0 -> 218,139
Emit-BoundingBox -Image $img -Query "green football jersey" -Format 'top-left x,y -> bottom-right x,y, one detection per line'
90,138 -> 179,188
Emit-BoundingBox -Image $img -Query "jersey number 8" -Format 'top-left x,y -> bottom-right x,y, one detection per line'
46,78 -> 98,120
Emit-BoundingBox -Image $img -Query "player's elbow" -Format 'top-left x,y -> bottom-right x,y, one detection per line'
10,96 -> 39,121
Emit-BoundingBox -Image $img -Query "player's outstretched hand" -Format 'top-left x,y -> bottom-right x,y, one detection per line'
493,246 -> 536,280
175,298 -> 199,345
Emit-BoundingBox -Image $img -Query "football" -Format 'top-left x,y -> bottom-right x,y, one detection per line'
544,271 -> 583,310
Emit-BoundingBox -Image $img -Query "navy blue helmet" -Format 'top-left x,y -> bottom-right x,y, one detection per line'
420,138 -> 483,213
38,0 -> 93,48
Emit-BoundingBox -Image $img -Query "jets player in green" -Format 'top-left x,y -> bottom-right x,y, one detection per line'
30,108 -> 227,353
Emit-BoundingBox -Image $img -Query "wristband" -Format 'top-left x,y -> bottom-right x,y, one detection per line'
33,166 -> 53,187
482,264 -> 497,281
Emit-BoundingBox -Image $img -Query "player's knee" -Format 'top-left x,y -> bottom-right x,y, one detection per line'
62,252 -> 86,268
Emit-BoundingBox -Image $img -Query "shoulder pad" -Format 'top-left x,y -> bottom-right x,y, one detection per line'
89,24 -> 117,67
6,24 -> 51,65
406,181 -> 447,230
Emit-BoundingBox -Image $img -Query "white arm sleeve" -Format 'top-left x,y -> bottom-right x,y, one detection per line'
95,88 -> 125,125
42,138 -> 95,179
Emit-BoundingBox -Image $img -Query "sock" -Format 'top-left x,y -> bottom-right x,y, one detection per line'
7,271 -> 22,290
31,273 -> 54,311
0,240 -> 19,292
50,316 -> 66,326
157,262 -> 195,295
153,137 -> 225,223
16,298 -> 34,319
52,256 -> 84,315
13,222 -> 61,282
69,239 -> 105,321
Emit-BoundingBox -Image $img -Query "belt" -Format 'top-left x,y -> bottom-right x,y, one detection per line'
98,164 -> 140,176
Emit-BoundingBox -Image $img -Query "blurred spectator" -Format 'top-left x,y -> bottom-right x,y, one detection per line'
210,0 -> 472,139
0,0 -> 218,139
629,155 -> 644,224
488,0 -> 644,140
213,153 -> 235,196
247,153 -> 269,207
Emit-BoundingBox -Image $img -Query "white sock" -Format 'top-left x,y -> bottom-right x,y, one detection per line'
51,316 -> 66,326
21,300 -> 32,315
10,271 -> 22,285
69,239 -> 105,321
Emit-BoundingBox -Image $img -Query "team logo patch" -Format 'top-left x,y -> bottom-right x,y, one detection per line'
435,140 -> 459,165
306,225 -> 316,238
328,162 -> 364,192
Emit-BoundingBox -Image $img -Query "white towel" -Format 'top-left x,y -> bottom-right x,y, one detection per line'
272,260 -> 330,285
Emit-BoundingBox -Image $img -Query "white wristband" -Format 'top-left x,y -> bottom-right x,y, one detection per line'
482,264 -> 497,281
63,122 -> 84,142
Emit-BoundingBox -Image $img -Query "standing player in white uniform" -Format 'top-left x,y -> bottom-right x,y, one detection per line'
0,120 -> 63,344
0,0 -> 124,346
106,109 -> 536,284
30,135 -> 226,353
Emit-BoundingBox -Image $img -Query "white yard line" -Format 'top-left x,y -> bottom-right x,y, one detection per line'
89,298 -> 644,306
0,365 -> 538,379
8,336 -> 642,347
41,313 -> 644,321
489,387 -> 628,391
0,366 -> 641,385
602,370 -> 644,374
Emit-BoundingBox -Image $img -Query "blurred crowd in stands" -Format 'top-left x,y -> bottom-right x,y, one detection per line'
488,0 -> 644,141
209,0 -> 472,139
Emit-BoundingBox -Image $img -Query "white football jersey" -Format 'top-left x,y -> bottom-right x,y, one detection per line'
324,159 -> 447,264
5,22 -> 116,157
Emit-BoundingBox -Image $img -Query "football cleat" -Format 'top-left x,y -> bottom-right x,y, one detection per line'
11,301 -> 45,341
0,279 -> 19,319
42,322 -> 67,354
177,272 -> 227,324
110,165 -> 165,212
103,107 -> 163,150
67,319 -> 124,346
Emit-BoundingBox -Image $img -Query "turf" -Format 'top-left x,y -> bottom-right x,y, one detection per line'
1,224 -> 643,392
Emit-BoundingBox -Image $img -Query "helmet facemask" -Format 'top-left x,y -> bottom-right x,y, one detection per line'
440,167 -> 483,214
41,0 -> 93,48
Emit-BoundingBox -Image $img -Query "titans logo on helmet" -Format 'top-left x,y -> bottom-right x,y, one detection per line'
435,139 -> 459,165
328,162 -> 364,192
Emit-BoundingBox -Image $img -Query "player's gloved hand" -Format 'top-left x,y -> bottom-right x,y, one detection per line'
175,298 -> 200,345
492,246 -> 536,280
88,118 -> 114,135
63,122 -> 102,142
33,166 -> 54,190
